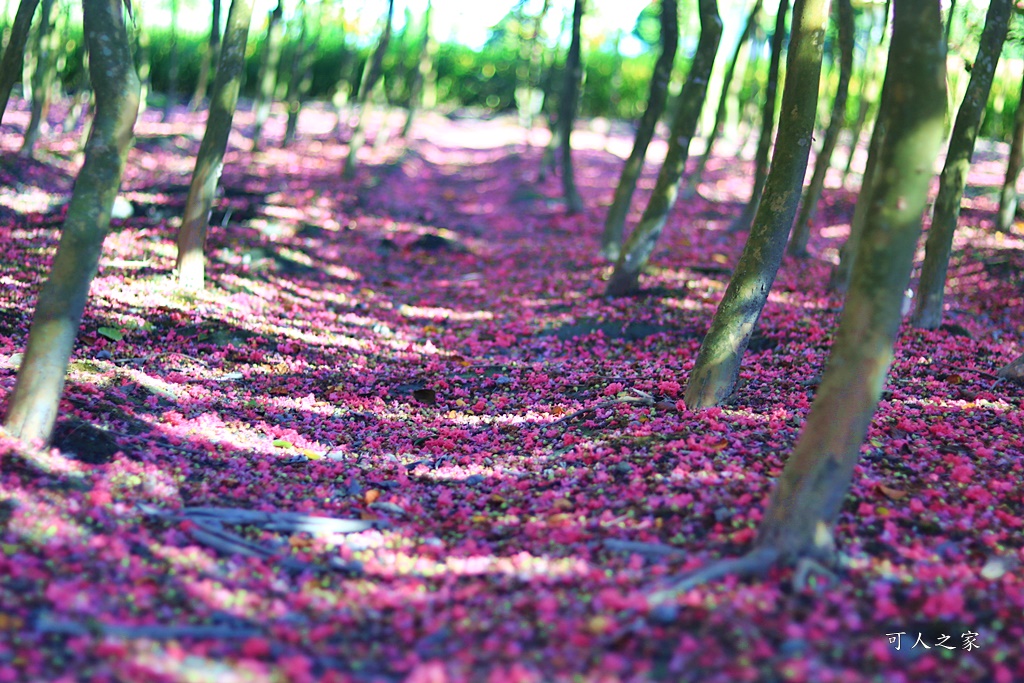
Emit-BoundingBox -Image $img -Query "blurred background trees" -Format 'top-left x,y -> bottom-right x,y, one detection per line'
0,0 -> 1019,141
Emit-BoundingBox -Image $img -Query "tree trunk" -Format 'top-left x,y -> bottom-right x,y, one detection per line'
754,0 -> 947,563
841,3 -> 889,188
599,0 -> 679,260
998,350 -> 1024,383
162,0 -> 180,120
730,0 -> 789,233
133,0 -> 151,114
0,0 -> 41,125
735,24 -> 766,146
282,0 -> 319,147
537,9 -> 571,182
250,1 -> 284,151
830,66 -> 892,294
343,0 -> 394,180
912,0 -> 1010,330
4,0 -> 141,446
18,0 -> 55,156
684,0 -> 827,409
995,70 -> 1024,232
190,0 -> 222,111
175,0 -> 254,290
604,0 -> 722,297
788,0 -> 853,256
400,0 -> 434,139
559,0 -> 585,215
682,0 -> 763,201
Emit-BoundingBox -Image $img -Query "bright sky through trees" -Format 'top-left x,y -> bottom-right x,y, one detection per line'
305,0 -> 656,52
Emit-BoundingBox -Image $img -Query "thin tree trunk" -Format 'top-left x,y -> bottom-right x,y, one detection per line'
329,28 -> 354,135
830,70 -> 891,294
788,0 -> 853,256
996,75 -> 1024,233
684,0 -> 828,409
599,0 -> 678,260
604,29 -> 623,151
730,0 -> 789,233
559,0 -> 585,215
250,1 -> 284,151
605,0 -> 722,296
841,89 -> 870,183
537,106 -> 558,180
397,0 -> 430,139
343,0 -> 393,180
683,0 -> 763,201
175,0 -> 254,290
190,0 -> 222,110
4,0 -> 141,446
998,350 -> 1024,382
18,0 -> 54,156
162,0 -> 180,120
538,8 -> 571,182
912,0 -> 1010,329
400,0 -> 434,139
840,8 -> 877,185
283,0 -> 319,147
735,24 -> 765,146
133,0 -> 151,114
371,105 -> 394,153
754,0 -> 947,564
0,0 -> 40,125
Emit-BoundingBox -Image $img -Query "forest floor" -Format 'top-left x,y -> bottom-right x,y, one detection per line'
1,99 -> 1023,683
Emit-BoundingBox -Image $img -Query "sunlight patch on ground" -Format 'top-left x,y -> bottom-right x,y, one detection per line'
397,303 -> 493,322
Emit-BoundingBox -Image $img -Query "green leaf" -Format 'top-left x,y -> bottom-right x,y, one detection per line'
272,439 -> 293,449
98,327 -> 123,341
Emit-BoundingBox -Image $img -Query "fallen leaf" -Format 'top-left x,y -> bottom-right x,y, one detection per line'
878,485 -> 908,501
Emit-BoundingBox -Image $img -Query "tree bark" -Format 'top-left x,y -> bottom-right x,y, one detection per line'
996,69 -> 1024,232
599,0 -> 679,260
912,0 -> 1010,329
4,0 -> 141,446
730,0 -> 789,233
684,0 -> 828,409
604,0 -> 722,296
191,0 -> 222,111
754,0 -> 947,562
559,0 -> 585,215
18,0 -> 55,156
175,0 -> 254,290
683,0 -> 763,201
788,0 -> 853,256
0,0 -> 41,125
343,0 -> 394,180
250,1 -> 284,150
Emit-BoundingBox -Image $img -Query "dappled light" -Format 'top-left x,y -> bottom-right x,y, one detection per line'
1,0 -> 1024,680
